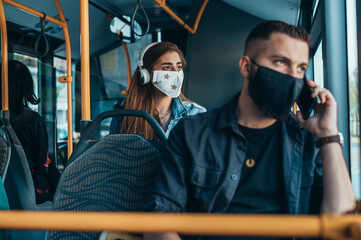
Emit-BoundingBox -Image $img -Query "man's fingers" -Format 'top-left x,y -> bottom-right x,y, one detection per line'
318,89 -> 336,105
311,87 -> 324,99
296,111 -> 304,124
311,87 -> 335,105
307,80 -> 318,88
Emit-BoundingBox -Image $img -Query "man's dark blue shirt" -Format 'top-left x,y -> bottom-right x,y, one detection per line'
144,92 -> 323,219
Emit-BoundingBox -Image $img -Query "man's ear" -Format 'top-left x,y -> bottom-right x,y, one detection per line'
239,56 -> 251,78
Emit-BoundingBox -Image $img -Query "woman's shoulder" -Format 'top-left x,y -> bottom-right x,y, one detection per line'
180,100 -> 206,114
12,109 -> 43,122
10,109 -> 46,134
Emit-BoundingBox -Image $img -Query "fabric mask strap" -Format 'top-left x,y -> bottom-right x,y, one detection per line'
250,58 -> 260,67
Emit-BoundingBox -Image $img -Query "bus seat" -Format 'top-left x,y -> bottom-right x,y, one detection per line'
99,232 -> 142,240
0,131 -> 10,181
0,111 -> 49,239
48,109 -> 166,240
0,110 -> 37,210
66,109 -> 165,166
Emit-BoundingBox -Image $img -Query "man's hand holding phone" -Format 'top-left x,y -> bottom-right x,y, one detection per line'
296,80 -> 339,139
296,78 -> 317,120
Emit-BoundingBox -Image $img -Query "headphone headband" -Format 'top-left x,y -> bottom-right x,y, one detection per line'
138,42 -> 161,68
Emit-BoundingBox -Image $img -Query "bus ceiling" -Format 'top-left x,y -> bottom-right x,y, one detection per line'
3,0 -> 302,60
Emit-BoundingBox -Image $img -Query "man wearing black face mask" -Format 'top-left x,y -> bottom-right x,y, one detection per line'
144,20 -> 356,240
247,58 -> 305,120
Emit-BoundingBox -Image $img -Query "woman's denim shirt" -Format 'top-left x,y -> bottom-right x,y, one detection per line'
109,97 -> 206,138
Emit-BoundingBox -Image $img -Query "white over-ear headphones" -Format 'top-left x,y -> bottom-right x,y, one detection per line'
138,42 -> 161,85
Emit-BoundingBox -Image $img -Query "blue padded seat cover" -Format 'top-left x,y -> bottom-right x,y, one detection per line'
0,135 -> 9,180
0,122 -> 36,210
49,134 -> 162,240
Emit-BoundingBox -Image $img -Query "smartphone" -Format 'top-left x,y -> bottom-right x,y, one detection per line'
296,78 -> 317,120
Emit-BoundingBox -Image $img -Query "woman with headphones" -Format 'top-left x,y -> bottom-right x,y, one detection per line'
109,41 -> 206,139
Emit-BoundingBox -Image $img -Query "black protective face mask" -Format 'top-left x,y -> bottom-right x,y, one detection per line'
248,59 -> 304,119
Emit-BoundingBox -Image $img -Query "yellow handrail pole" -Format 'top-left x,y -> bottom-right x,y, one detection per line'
2,0 -> 65,27
293,102 -> 297,114
0,211 -> 322,238
153,0 -> 209,34
2,211 -> 361,239
80,0 -> 91,121
120,41 -> 131,95
54,0 -> 73,157
0,0 -> 9,110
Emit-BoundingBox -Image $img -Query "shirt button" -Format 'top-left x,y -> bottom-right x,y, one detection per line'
231,175 -> 237,180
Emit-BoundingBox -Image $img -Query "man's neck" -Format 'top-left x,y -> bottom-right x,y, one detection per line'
236,90 -> 277,129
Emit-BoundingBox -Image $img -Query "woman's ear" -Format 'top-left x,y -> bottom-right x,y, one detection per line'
239,56 -> 252,78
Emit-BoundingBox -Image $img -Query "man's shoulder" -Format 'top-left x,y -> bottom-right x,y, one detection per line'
167,106 -> 225,153
175,105 -> 223,132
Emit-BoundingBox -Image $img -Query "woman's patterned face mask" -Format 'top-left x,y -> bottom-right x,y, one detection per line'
151,70 -> 184,98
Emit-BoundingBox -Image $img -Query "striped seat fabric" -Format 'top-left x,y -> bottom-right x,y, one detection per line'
48,134 -> 162,240
0,135 -> 9,180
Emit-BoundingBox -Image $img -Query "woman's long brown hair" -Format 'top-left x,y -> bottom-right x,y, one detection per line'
120,41 -> 190,140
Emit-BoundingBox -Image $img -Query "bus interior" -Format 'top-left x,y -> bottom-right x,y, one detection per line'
1,0 -> 361,239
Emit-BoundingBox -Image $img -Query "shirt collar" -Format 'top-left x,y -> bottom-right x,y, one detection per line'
216,92 -> 241,133
171,97 -> 187,118
216,92 -> 303,132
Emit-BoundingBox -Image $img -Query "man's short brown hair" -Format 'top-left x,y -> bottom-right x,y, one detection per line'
245,20 -> 312,54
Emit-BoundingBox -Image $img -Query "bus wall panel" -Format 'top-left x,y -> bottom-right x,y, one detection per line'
184,0 -> 262,109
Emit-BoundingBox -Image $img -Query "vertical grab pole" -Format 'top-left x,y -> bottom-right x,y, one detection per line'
0,0 -> 8,111
54,0 -> 73,157
80,0 -> 91,121
292,102 -> 297,114
120,41 -> 131,95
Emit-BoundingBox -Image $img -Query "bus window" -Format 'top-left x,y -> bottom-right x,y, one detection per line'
313,40 -> 324,88
109,15 -> 142,43
312,0 -> 320,19
54,56 -> 69,141
98,34 -> 152,137
346,0 -> 360,199
54,56 -> 76,168
100,34 -> 152,99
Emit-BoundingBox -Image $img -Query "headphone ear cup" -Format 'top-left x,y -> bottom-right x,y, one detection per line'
139,68 -> 150,85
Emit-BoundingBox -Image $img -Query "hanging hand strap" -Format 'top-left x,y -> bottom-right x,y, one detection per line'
131,0 -> 150,37
35,13 -> 50,58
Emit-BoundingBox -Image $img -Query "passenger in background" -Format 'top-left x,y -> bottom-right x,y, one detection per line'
109,41 -> 206,139
1,60 -> 60,204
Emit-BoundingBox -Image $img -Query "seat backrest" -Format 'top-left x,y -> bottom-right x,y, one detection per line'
48,109 -> 166,240
0,131 -> 10,181
67,109 -> 167,165
49,134 -> 162,240
0,111 -> 48,240
0,110 -> 36,210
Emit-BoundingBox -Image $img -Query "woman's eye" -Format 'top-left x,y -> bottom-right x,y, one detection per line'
177,66 -> 182,70
162,66 -> 170,70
